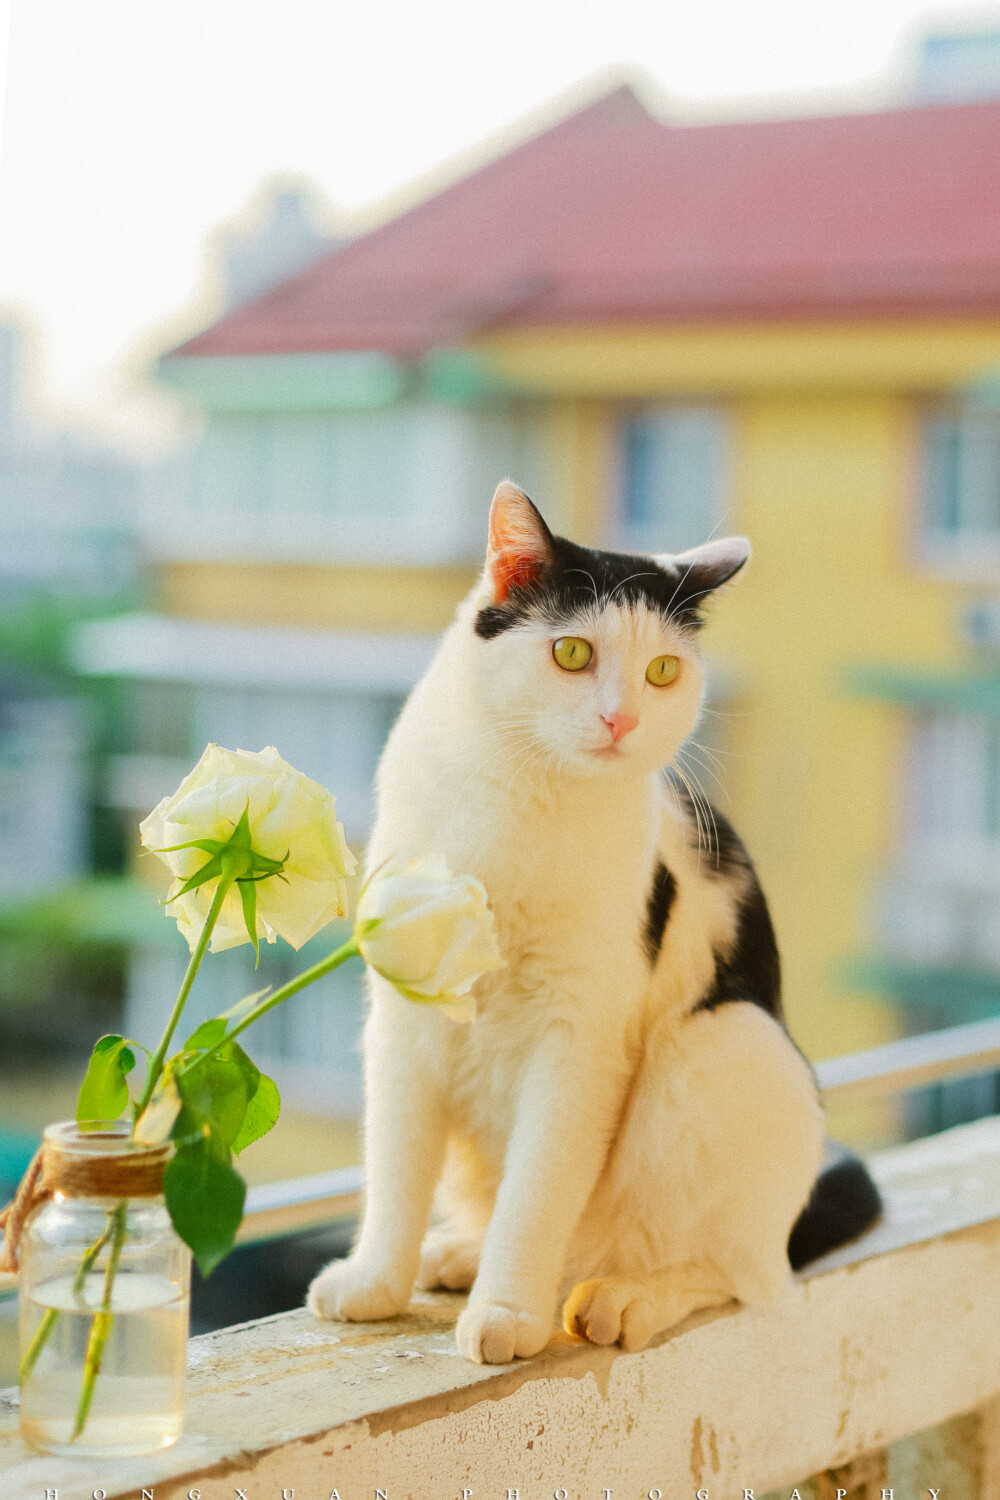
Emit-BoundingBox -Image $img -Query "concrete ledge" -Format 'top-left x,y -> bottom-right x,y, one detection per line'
4,1116 -> 1000,1500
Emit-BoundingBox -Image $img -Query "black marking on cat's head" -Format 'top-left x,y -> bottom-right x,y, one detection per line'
643,860 -> 677,966
475,483 -> 750,641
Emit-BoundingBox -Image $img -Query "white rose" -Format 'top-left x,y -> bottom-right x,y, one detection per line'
357,857 -> 504,1023
140,743 -> 356,953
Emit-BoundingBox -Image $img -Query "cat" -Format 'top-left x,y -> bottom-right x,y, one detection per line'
307,480 -> 881,1364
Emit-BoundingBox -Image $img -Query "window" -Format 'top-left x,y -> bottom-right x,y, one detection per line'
617,406 -> 726,553
879,711 -> 1000,977
148,400 -> 547,563
907,711 -> 1000,867
922,408 -> 1000,552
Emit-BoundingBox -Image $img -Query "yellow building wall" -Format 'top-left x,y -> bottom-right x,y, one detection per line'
158,561 -> 480,632
478,318 -> 1000,396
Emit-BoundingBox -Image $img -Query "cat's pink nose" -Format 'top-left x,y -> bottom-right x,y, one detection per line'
601,712 -> 639,743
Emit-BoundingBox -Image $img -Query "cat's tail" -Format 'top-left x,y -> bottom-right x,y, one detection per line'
787,1139 -> 882,1271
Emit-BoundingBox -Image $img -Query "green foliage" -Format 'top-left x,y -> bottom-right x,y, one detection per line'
0,588 -> 131,680
174,1041 -> 258,1150
231,1072 -> 280,1156
163,1133 -> 247,1278
76,1035 -> 137,1123
183,1018 -> 227,1051
162,1033 -> 280,1271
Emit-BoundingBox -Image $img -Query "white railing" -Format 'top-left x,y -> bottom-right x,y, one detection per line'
3,1016 -> 1000,1291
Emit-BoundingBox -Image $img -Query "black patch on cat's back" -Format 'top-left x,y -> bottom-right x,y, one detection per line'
643,860 -> 676,965
693,878 -> 783,1021
666,775 -> 782,1020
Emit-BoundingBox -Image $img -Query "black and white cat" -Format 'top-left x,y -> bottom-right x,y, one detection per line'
308,481 -> 880,1364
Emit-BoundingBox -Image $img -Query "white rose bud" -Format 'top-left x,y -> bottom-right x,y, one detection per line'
140,743 -> 356,953
356,857 -> 504,1023
133,1073 -> 182,1146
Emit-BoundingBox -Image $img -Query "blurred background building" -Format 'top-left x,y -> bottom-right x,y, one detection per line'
5,29 -> 1000,1211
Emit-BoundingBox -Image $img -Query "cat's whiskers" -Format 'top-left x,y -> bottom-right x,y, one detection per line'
607,570 -> 659,608
562,567 -> 600,608
670,760 -> 719,869
679,739 -> 728,785
443,720 -> 549,831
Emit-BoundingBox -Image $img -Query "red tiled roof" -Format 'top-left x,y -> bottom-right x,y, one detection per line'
173,85 -> 1000,360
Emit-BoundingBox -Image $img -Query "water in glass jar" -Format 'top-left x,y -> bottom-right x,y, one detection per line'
19,1269 -> 187,1457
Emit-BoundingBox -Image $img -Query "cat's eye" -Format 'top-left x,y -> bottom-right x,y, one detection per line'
552,637 -> 593,672
646,654 -> 680,687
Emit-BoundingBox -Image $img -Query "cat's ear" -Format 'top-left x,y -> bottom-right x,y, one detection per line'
652,537 -> 751,622
486,481 -> 554,603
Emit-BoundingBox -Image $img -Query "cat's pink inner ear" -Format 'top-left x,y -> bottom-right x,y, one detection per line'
486,482 -> 553,602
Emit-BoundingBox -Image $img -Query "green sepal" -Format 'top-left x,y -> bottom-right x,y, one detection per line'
163,1132 -> 246,1277
238,876 -> 259,965
154,837 -> 229,856
231,1070 -> 280,1156
76,1035 -> 137,1124
158,803 -> 288,915
167,853 -> 224,902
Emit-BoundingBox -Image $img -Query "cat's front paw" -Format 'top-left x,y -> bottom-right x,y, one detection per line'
307,1258 -> 410,1323
416,1230 -> 482,1291
455,1302 -> 550,1364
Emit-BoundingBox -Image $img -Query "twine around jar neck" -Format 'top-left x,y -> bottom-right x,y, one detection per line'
0,1125 -> 169,1274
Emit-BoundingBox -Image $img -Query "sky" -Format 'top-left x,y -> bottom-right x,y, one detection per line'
0,0 -> 996,453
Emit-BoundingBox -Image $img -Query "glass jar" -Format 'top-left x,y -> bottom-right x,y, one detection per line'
17,1120 -> 190,1458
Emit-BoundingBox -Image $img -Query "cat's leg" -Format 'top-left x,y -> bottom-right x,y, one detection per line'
417,1138 -> 495,1290
417,1229 -> 482,1291
562,1264 -> 734,1351
455,1031 -> 624,1364
564,1001 -> 824,1352
308,989 -> 448,1322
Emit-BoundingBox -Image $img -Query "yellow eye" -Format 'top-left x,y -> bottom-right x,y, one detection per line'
646,654 -> 680,687
552,637 -> 593,672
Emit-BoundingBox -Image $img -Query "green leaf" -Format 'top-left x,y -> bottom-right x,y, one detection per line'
184,1017 -> 227,1051
174,1042 -> 260,1149
231,1071 -> 280,1156
229,1041 -> 260,1100
76,1035 -> 137,1124
219,986 -> 272,1027
163,1135 -> 246,1277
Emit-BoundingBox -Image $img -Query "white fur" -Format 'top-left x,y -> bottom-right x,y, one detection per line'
308,519 -> 825,1363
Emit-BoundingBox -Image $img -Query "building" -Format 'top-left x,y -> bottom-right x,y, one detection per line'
0,318 -> 140,905
75,82 -> 1000,1136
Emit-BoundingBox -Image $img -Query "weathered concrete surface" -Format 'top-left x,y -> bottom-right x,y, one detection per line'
2,1115 -> 1000,1500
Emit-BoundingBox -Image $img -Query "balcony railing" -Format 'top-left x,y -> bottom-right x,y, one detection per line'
4,1018 -> 1000,1498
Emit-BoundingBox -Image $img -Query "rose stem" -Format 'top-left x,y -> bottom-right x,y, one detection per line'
134,864 -> 239,1119
17,1310 -> 58,1385
71,1199 -> 128,1441
222,938 -> 360,1044
18,1193 -> 118,1383
63,869 -> 234,1432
